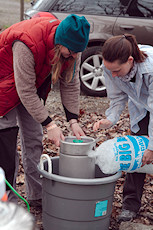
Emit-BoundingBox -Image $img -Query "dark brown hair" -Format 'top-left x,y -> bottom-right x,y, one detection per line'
102,34 -> 148,64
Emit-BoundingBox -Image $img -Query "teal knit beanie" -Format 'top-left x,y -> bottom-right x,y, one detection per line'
55,14 -> 90,52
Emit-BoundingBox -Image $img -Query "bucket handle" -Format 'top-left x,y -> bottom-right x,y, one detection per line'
40,154 -> 52,175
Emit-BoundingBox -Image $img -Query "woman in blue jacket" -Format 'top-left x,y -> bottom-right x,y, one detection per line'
94,34 -> 153,222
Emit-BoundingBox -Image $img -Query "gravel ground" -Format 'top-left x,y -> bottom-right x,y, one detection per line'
17,88 -> 153,230
0,0 -> 30,28
1,2 -> 153,230
46,83 -> 110,116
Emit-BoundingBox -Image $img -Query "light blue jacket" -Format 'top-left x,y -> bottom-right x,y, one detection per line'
104,45 -> 153,150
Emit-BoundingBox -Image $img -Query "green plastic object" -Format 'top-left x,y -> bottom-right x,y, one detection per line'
5,179 -> 30,212
73,139 -> 83,143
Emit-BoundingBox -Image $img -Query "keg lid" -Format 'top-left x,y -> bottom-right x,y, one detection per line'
60,136 -> 96,156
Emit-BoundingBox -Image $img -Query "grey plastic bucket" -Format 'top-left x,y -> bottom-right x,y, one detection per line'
38,157 -> 121,230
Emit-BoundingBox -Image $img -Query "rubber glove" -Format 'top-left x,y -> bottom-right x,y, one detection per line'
93,119 -> 113,131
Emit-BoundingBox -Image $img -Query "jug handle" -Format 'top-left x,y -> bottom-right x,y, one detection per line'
40,154 -> 52,174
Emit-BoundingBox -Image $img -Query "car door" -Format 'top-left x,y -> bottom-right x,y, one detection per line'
113,0 -> 153,46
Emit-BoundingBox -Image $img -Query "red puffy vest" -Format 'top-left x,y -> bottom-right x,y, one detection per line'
0,17 -> 68,116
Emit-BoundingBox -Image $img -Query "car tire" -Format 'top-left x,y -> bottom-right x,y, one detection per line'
80,46 -> 107,97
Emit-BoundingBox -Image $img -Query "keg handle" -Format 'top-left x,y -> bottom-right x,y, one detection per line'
92,137 -> 101,151
40,154 -> 52,174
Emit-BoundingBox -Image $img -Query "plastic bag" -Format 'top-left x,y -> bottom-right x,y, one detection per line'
88,135 -> 153,174
0,201 -> 38,230
0,167 -> 7,201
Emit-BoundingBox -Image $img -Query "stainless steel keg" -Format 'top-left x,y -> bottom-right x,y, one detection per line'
59,136 -> 96,179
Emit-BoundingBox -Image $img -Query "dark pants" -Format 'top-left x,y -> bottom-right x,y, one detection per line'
0,105 -> 43,201
122,112 -> 149,213
0,127 -> 19,190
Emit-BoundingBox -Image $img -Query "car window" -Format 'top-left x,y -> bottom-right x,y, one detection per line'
32,0 -> 43,9
126,0 -> 153,18
51,0 -> 129,16
33,0 -> 55,11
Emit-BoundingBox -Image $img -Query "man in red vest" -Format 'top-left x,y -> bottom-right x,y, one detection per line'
0,14 -> 90,207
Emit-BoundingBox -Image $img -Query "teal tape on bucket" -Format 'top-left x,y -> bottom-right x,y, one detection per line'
95,200 -> 108,217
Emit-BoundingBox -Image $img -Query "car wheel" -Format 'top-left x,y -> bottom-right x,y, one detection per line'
80,46 -> 106,97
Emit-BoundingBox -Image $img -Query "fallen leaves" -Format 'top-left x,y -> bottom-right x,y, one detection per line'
16,96 -> 153,229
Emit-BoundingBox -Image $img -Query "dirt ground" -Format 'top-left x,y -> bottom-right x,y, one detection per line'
1,1 -> 153,229
16,87 -> 153,230
0,0 -> 30,28
16,87 -> 111,230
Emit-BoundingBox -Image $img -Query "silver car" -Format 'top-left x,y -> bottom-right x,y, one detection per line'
24,0 -> 153,96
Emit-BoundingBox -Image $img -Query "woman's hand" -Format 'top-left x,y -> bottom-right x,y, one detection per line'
46,122 -> 64,147
69,119 -> 85,139
93,119 -> 113,131
142,149 -> 153,166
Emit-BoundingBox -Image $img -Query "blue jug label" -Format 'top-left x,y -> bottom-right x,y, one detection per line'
95,200 -> 108,217
114,136 -> 149,171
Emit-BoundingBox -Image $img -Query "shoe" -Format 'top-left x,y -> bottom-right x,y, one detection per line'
118,209 -> 137,222
28,199 -> 42,208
